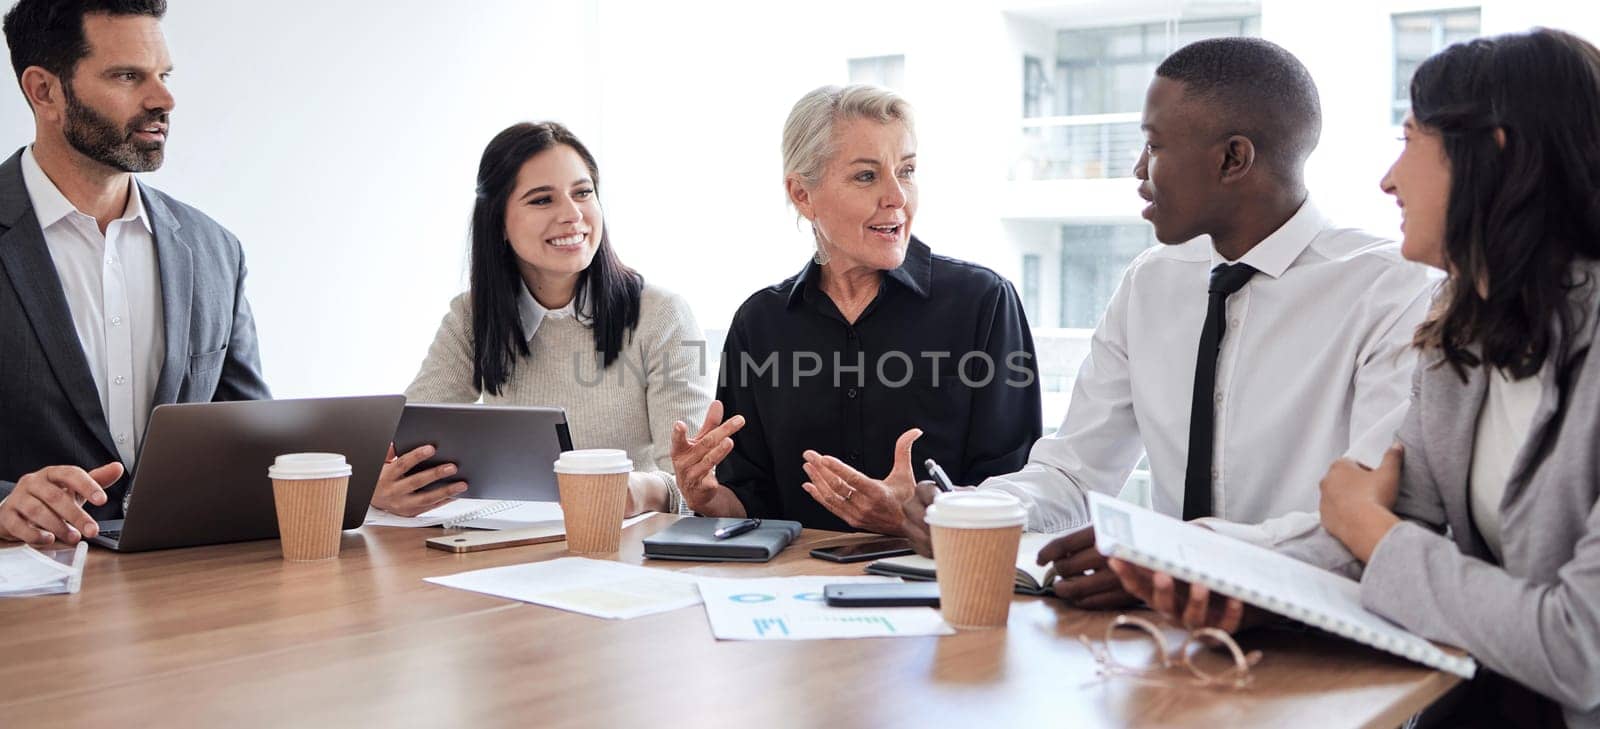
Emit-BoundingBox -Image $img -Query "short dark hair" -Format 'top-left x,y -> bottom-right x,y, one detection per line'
3,0 -> 167,84
1155,37 -> 1322,179
470,121 -> 645,396
1409,28 -> 1600,379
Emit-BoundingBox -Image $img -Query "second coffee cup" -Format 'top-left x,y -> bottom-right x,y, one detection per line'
267,452 -> 352,562
925,490 -> 1028,629
553,449 -> 633,553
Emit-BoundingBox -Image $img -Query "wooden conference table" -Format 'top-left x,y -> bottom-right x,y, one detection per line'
0,515 -> 1459,728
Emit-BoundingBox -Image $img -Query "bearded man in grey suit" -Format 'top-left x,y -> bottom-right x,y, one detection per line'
0,0 -> 270,546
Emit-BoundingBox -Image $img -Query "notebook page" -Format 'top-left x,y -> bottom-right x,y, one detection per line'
1016,531 -> 1070,588
363,498 -> 509,528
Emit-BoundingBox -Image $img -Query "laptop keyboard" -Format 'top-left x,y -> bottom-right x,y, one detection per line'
99,529 -> 121,540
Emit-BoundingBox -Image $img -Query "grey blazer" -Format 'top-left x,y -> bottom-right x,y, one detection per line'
0,148 -> 271,519
1281,260 -> 1600,727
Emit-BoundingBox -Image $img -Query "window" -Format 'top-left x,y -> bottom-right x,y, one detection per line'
1023,55 -> 1050,117
848,54 -> 906,89
1018,16 -> 1259,180
1058,224 -> 1156,329
1392,8 -> 1481,123
1022,253 -> 1042,323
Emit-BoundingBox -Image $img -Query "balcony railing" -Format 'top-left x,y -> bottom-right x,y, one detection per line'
1014,112 -> 1143,181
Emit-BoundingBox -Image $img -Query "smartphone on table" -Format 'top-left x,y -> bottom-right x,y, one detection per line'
823,582 -> 941,607
809,538 -> 916,563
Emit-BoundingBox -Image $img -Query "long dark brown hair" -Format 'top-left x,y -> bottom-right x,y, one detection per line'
470,122 -> 643,396
1409,29 -> 1600,379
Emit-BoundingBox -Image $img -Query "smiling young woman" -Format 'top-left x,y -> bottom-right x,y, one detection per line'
370,122 -> 713,519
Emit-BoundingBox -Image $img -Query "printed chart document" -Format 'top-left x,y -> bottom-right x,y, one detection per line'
0,542 -> 88,597
424,557 -> 702,619
695,575 -> 954,641
1087,491 -> 1477,678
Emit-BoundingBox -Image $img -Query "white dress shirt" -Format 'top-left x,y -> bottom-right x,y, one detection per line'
20,147 -> 164,468
983,201 -> 1437,532
1469,368 -> 1543,561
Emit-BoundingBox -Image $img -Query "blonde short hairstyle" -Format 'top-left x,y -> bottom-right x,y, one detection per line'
781,84 -> 915,205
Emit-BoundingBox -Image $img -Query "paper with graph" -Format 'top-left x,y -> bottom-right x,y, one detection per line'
694,575 -> 954,641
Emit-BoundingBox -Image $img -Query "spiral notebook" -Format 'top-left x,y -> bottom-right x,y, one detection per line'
1086,491 -> 1477,679
365,499 -> 652,531
364,499 -> 527,528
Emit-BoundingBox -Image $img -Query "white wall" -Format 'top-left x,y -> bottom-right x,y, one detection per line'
2,0 -> 605,398
5,0 -> 1600,401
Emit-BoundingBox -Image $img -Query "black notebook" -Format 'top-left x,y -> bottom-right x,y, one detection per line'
641,517 -> 803,562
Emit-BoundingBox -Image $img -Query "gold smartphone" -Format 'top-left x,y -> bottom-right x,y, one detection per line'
424,524 -> 566,553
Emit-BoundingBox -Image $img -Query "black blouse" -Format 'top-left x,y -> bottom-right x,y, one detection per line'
714,237 -> 1043,531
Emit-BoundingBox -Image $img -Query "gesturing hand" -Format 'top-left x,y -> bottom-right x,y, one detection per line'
801,428 -> 922,536
0,462 -> 121,545
670,400 -> 746,515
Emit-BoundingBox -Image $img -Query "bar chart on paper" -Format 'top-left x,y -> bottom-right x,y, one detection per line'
696,576 -> 954,641
751,614 -> 904,637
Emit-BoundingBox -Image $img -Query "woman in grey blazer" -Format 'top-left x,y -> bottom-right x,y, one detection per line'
1111,28 -> 1600,728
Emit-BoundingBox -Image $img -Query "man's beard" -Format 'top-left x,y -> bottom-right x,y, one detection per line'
62,82 -> 167,173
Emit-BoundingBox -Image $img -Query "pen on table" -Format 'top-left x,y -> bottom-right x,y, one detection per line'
924,458 -> 954,493
713,518 -> 761,540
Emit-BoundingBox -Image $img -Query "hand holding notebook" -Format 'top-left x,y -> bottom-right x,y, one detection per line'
1086,491 -> 1477,678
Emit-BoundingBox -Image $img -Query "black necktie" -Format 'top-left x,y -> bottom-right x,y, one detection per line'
1183,262 -> 1258,521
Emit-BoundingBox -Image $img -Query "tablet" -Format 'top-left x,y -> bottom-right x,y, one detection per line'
392,404 -> 573,501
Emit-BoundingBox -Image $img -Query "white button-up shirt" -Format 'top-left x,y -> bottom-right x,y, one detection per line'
984,201 -> 1437,534
21,147 -> 164,468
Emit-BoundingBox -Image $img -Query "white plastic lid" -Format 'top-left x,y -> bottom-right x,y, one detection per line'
924,490 -> 1027,529
267,452 -> 352,480
553,449 -> 632,475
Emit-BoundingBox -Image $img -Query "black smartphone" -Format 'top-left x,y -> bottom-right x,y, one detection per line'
809,538 -> 916,563
823,582 -> 941,608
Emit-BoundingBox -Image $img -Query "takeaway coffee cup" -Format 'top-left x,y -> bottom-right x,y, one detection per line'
267,453 -> 352,562
553,449 -> 633,553
925,490 -> 1028,629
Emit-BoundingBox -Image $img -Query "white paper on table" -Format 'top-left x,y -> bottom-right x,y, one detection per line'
0,542 -> 87,597
695,575 -> 954,641
424,557 -> 703,619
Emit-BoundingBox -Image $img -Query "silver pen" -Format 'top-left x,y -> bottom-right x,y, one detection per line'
923,458 -> 955,492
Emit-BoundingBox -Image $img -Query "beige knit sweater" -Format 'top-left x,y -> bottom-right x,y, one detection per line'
404,284 -> 713,511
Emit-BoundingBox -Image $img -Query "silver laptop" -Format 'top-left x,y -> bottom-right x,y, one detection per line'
392,404 -> 572,501
91,395 -> 405,552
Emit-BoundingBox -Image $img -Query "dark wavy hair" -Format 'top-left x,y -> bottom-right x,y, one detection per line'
470,122 -> 643,396
1409,28 -> 1600,379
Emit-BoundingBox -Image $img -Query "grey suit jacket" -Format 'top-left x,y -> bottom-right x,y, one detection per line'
1280,260 -> 1600,727
0,148 -> 271,519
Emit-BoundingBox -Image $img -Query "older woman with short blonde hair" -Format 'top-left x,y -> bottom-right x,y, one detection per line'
668,85 -> 1042,534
